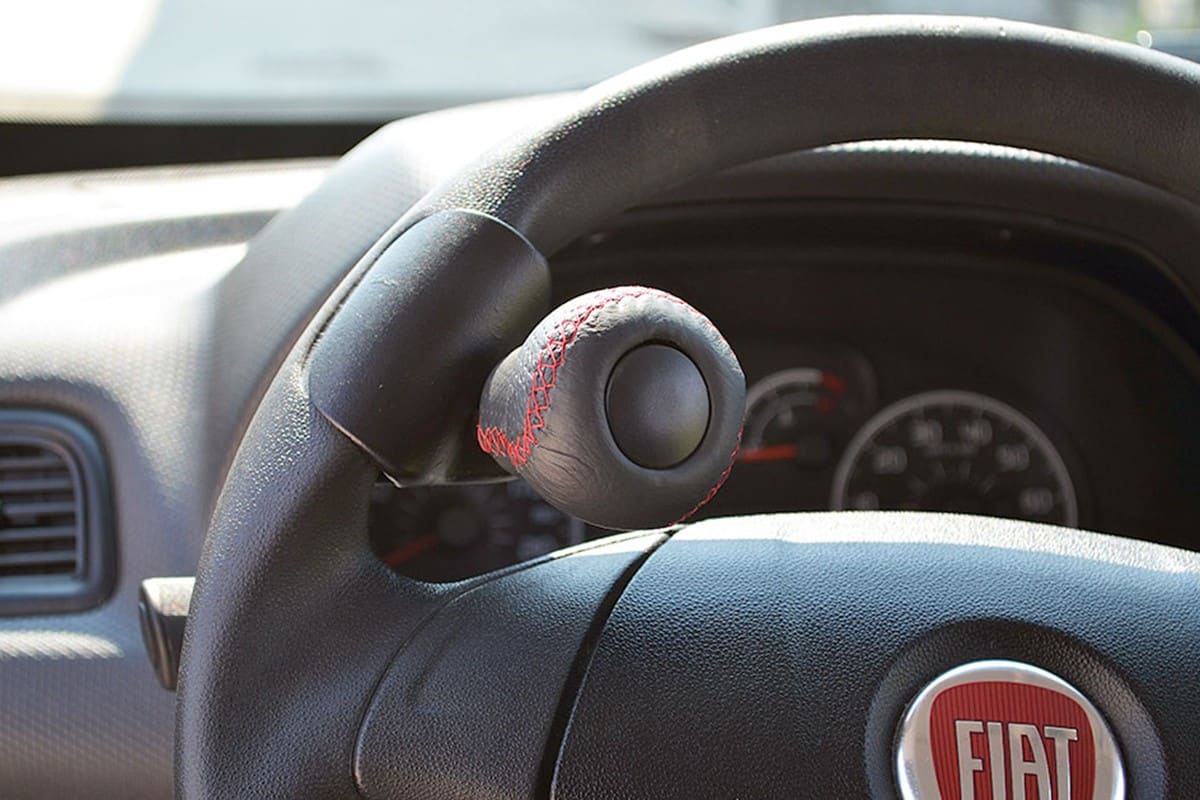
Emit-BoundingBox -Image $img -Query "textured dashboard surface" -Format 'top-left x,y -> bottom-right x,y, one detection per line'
0,164 -> 323,798
3,89 -> 1200,795
0,101 -> 565,798
0,241 -> 245,797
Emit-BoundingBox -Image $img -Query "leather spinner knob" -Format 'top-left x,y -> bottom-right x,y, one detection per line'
477,286 -> 745,530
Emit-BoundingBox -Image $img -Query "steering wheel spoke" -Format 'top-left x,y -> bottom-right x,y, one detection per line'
353,532 -> 664,799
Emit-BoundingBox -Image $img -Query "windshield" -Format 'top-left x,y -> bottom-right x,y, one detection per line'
0,0 -> 1188,122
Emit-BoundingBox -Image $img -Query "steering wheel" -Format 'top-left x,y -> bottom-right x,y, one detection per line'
178,16 -> 1200,799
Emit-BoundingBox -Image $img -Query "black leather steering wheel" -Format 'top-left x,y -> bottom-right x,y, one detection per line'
178,16 -> 1200,798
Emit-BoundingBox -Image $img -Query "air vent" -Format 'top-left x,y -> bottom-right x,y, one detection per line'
0,443 -> 79,577
0,411 -> 114,615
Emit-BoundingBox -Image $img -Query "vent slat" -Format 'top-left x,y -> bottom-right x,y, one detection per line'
0,477 -> 75,493
0,455 -> 65,471
0,525 -> 77,543
1,499 -> 77,518
0,550 -> 77,568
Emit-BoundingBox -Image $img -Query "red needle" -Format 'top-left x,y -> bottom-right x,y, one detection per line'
383,533 -> 439,567
738,443 -> 800,463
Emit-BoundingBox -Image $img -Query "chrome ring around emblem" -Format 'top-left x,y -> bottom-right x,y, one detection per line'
895,660 -> 1125,799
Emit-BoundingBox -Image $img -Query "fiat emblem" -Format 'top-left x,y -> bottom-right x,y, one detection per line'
895,660 -> 1125,799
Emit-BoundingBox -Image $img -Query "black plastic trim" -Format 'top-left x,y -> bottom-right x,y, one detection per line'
554,200 -> 1200,367
0,409 -> 116,615
0,121 -> 380,178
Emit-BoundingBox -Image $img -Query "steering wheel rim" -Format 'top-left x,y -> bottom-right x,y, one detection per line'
406,14 -> 1200,253
178,16 -> 1200,799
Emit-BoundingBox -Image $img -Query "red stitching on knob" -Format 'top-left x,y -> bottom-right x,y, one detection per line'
478,287 -> 674,468
671,427 -> 741,526
476,286 -> 742,524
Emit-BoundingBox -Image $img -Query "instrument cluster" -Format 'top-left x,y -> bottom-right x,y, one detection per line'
370,340 -> 1083,581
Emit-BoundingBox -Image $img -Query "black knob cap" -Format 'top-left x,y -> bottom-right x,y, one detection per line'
605,344 -> 709,469
477,286 -> 744,530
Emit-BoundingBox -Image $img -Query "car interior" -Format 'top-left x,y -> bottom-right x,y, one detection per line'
2,3 -> 1200,798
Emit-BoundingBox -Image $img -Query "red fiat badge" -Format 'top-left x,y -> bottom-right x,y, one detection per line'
895,660 -> 1124,799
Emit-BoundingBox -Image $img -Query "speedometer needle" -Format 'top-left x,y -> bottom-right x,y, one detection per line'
738,443 -> 799,463
383,533 -> 439,567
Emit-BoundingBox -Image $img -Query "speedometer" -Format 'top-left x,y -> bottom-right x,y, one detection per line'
741,368 -> 848,466
831,390 -> 1078,526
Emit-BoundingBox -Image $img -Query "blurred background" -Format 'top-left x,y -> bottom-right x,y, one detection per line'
0,0 -> 1195,174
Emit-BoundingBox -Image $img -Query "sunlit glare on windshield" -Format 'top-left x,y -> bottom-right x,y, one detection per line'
0,0 -> 1193,122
